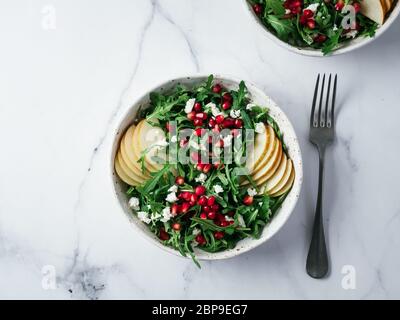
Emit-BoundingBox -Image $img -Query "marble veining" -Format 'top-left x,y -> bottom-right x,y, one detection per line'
0,0 -> 400,299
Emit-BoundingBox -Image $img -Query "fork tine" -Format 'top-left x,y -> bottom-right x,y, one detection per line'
310,74 -> 320,127
318,74 -> 326,126
331,74 -> 337,127
323,74 -> 332,127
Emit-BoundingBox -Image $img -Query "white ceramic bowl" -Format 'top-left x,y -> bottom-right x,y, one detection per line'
110,75 -> 303,260
244,0 -> 400,57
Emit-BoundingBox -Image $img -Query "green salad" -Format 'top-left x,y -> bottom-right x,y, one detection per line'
118,75 -> 293,266
249,0 -> 378,54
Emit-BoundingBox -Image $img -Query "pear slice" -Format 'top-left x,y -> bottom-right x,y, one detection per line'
269,167 -> 295,197
360,0 -> 386,24
134,119 -> 166,172
261,153 -> 287,193
121,125 -> 151,178
267,158 -> 293,195
245,124 -> 271,173
117,151 -> 147,184
114,156 -> 139,186
251,138 -> 282,183
253,127 -> 276,174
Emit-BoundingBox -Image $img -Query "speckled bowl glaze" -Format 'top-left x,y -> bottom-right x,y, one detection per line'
110,75 -> 303,260
244,0 -> 400,57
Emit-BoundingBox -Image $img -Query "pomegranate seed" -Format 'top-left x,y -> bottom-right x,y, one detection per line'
211,204 -> 219,212
198,196 -> 207,206
175,176 -> 185,185
194,128 -> 203,137
195,112 -> 207,120
234,119 -> 243,128
203,164 -> 212,173
190,193 -> 198,203
194,102 -> 202,112
215,213 -> 224,222
335,0 -> 344,11
172,223 -> 181,231
222,92 -> 232,102
193,118 -> 203,127
222,101 -> 231,110
227,211 -> 235,217
314,34 -> 327,43
195,185 -> 206,196
165,122 -> 172,132
187,111 -> 196,121
207,196 -> 216,206
222,118 -> 234,128
215,114 -> 225,124
220,221 -> 229,227
195,234 -> 206,245
214,231 -> 224,240
196,163 -> 205,171
203,205 -> 210,213
181,191 -> 191,201
181,202 -> 191,213
252,3 -> 263,16
231,128 -> 240,137
353,2 -> 361,13
307,19 -> 315,29
303,9 -> 313,19
171,204 -> 180,216
243,195 -> 254,206
159,228 -> 169,241
212,84 -> 222,94
200,213 -> 207,220
208,118 -> 216,127
207,211 -> 216,220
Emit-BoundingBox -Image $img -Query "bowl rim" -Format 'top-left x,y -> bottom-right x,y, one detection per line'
109,74 -> 303,260
243,0 -> 400,57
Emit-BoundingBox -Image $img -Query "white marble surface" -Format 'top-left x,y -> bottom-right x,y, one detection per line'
1,0 -> 400,300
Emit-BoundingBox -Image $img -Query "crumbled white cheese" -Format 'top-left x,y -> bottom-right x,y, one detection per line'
195,173 -> 207,183
166,192 -> 178,203
225,215 -> 234,222
168,185 -> 178,193
160,207 -> 172,222
345,30 -> 358,39
255,122 -> 265,134
237,214 -> 246,228
246,103 -> 257,111
333,24 -> 338,31
192,228 -> 201,236
170,135 -> 177,143
213,184 -> 223,194
305,3 -> 319,12
128,197 -> 140,210
137,211 -> 151,224
184,98 -> 196,113
230,109 -> 241,119
247,188 -> 257,197
207,102 -> 222,117
223,134 -> 233,147
285,9 -> 291,14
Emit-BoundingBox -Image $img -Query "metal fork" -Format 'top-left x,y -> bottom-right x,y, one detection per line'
306,74 -> 337,279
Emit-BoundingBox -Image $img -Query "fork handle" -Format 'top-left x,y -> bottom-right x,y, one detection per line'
306,148 -> 329,278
